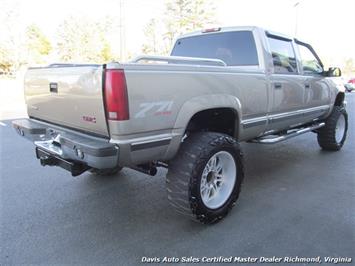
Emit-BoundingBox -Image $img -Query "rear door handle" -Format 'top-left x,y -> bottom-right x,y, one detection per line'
305,83 -> 310,89
274,83 -> 282,89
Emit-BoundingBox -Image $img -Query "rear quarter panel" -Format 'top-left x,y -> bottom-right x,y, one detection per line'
110,64 -> 268,137
108,63 -> 269,164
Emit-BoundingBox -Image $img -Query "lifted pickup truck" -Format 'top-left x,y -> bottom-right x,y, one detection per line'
13,26 -> 348,224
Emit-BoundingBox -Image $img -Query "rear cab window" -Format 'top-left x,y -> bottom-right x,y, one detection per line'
267,35 -> 298,74
171,31 -> 259,66
296,43 -> 323,75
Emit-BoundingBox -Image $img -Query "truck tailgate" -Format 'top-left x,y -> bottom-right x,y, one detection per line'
24,65 -> 109,137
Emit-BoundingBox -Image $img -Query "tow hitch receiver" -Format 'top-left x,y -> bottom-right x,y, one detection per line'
35,148 -> 90,176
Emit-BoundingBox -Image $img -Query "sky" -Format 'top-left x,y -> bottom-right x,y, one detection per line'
2,0 -> 355,67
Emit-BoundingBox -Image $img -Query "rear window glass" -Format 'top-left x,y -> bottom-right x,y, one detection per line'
267,37 -> 297,74
171,31 -> 259,66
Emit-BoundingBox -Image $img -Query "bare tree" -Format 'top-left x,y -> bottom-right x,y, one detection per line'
142,19 -> 159,54
0,0 -> 23,74
142,0 -> 217,55
25,24 -> 52,65
56,16 -> 116,63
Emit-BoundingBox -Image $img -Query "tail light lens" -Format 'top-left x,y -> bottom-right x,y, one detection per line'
104,69 -> 129,121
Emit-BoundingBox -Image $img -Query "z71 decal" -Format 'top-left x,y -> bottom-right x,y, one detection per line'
135,101 -> 173,118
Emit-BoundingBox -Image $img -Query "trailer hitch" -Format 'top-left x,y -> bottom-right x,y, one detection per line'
36,147 -> 90,176
39,155 -> 57,166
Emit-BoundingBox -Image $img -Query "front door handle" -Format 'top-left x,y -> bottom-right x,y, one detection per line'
305,83 -> 311,89
274,83 -> 282,89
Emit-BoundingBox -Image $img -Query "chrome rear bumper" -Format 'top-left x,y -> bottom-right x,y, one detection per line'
12,118 -> 119,175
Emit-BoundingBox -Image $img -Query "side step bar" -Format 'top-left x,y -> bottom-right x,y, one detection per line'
251,122 -> 325,144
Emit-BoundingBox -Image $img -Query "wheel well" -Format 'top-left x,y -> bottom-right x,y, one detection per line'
185,108 -> 238,137
334,92 -> 345,106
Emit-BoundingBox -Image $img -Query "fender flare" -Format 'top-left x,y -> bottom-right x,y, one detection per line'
163,94 -> 242,161
173,94 -> 242,134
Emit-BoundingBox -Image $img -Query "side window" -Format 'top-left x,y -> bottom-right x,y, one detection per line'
297,44 -> 323,75
268,37 -> 297,74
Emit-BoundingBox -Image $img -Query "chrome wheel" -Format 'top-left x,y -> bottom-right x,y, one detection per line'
335,114 -> 346,143
200,151 -> 237,209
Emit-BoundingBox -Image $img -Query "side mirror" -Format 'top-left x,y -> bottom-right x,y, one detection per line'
326,67 -> 342,77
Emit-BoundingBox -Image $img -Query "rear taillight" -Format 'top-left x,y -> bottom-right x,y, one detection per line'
104,69 -> 129,121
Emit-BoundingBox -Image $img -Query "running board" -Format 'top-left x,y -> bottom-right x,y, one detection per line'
251,122 -> 325,144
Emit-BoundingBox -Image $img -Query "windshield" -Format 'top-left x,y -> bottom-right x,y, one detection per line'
171,31 -> 259,66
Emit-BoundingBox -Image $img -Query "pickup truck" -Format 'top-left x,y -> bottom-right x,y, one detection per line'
13,26 -> 348,224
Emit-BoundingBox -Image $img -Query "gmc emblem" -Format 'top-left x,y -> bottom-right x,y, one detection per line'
82,116 -> 96,123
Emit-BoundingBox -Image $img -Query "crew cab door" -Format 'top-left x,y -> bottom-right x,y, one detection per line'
295,41 -> 331,119
266,34 -> 306,131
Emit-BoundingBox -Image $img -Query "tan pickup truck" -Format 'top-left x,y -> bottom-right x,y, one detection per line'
13,26 -> 348,224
